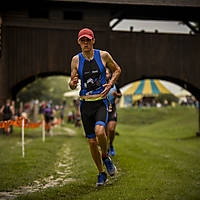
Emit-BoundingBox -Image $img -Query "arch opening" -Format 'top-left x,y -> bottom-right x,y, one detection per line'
119,75 -> 200,102
13,73 -> 72,106
120,77 -> 198,108
12,72 -> 71,101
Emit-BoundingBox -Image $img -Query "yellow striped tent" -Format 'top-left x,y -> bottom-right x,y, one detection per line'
120,79 -> 171,107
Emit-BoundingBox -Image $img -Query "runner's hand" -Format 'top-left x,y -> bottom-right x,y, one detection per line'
70,73 -> 79,89
72,76 -> 78,86
101,83 -> 112,98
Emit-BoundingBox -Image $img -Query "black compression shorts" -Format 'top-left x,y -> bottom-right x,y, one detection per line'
80,99 -> 108,139
108,109 -> 117,122
107,104 -> 117,122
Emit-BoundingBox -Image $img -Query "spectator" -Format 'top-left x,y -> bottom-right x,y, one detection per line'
0,99 -> 15,135
43,104 -> 54,135
67,111 -> 74,123
60,105 -> 65,125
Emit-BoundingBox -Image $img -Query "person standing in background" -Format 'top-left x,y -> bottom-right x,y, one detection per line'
0,99 -> 15,135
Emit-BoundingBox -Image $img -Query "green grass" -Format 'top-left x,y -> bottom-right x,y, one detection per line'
0,106 -> 199,200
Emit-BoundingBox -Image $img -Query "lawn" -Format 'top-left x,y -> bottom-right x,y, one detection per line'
0,106 -> 199,200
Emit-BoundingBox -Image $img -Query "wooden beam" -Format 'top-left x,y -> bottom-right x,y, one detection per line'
183,21 -> 200,34
110,18 -> 123,29
49,0 -> 200,7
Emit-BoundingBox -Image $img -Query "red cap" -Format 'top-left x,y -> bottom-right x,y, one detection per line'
78,28 -> 94,40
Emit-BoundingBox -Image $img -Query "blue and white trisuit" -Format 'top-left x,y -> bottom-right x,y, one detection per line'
78,49 -> 109,139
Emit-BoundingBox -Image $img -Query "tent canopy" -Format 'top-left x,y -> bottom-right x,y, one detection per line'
124,79 -> 171,102
64,84 -> 80,97
175,89 -> 191,97
124,79 -> 170,95
64,90 -> 79,97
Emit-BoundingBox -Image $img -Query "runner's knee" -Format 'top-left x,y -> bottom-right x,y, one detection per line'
88,138 -> 97,147
95,125 -> 105,137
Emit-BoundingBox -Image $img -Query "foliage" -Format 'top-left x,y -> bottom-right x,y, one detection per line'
155,93 -> 179,105
17,76 -> 70,105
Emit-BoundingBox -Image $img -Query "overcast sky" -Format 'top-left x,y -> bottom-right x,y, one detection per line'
113,19 -> 191,94
110,19 -> 191,34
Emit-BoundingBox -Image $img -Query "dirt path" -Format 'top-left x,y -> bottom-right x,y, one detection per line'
0,128 -> 76,200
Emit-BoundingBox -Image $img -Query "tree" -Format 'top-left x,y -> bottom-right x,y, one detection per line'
17,76 -> 70,105
155,93 -> 178,105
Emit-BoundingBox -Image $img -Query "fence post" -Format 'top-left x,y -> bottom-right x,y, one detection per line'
22,118 -> 25,158
42,119 -> 45,142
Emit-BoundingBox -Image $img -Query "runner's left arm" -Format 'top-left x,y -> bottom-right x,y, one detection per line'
101,51 -> 121,98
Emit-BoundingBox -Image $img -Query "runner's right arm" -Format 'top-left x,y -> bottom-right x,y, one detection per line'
69,55 -> 79,90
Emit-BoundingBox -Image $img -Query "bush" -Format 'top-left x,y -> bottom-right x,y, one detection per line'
155,93 -> 179,105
